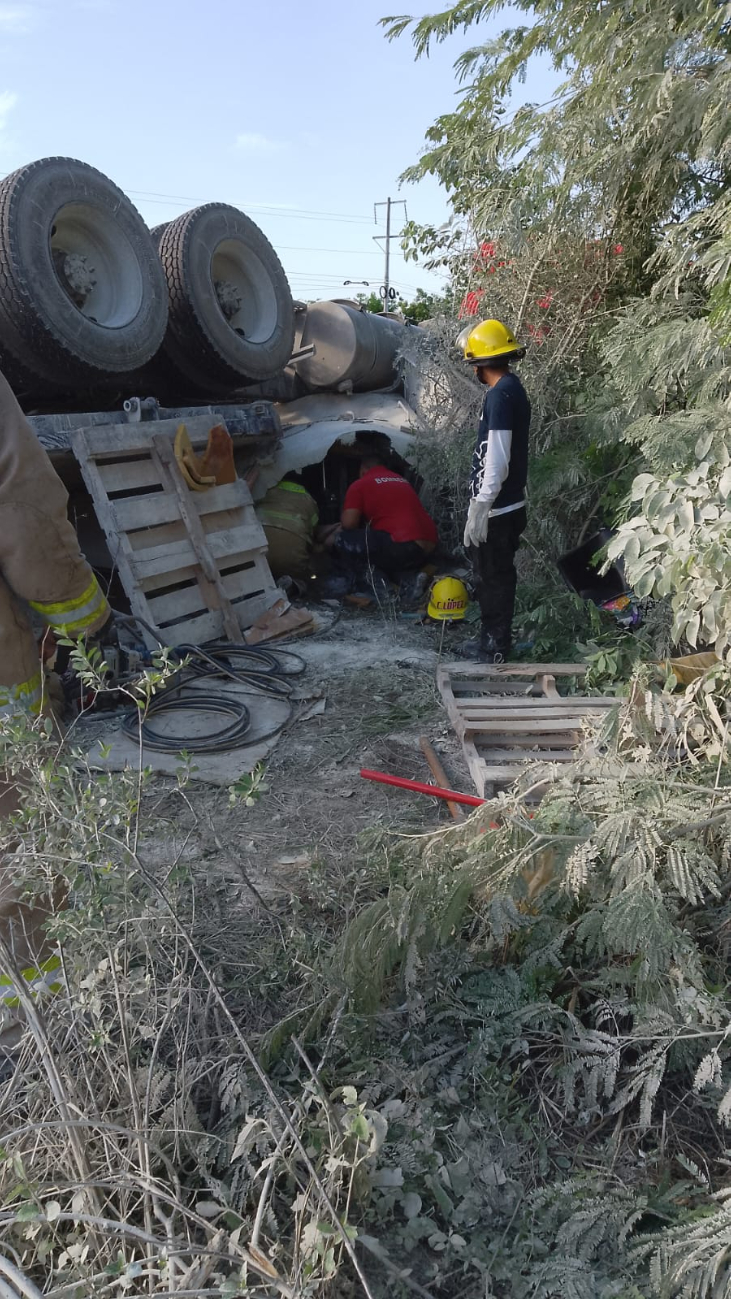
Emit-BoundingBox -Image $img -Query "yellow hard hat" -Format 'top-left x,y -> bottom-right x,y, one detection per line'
460,318 -> 524,365
427,576 -> 470,622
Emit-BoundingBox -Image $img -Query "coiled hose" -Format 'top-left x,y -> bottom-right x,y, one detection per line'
114,616 -> 306,754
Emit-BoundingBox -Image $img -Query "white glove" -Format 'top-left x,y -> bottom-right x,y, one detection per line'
463,499 -> 490,548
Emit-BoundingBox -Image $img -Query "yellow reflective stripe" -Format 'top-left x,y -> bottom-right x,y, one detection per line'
1,990 -> 61,1007
29,576 -> 98,617
258,509 -> 305,526
0,672 -> 43,716
30,577 -> 108,636
278,481 -> 307,496
0,955 -> 61,986
53,604 -> 107,636
0,955 -> 63,1006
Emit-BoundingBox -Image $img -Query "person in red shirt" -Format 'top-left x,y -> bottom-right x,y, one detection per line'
330,454 -> 437,585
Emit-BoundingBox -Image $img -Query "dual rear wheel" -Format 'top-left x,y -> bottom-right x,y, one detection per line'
0,157 -> 294,400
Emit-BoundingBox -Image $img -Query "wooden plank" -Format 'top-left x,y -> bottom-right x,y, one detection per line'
114,492 -> 187,531
459,715 -> 610,727
146,581 -> 222,627
435,673 -> 466,738
463,717 -> 586,734
96,458 -> 164,494
127,519 -> 188,552
472,760 -> 566,800
72,429 -> 163,649
131,537 -> 199,581
462,722 -> 602,737
146,581 -> 275,636
129,523 -> 266,582
231,589 -> 281,630
420,737 -> 466,823
462,737 -> 487,799
476,764 -> 557,781
151,434 -> 241,642
207,524 -> 265,564
456,698 -> 615,712
143,556 -> 274,626
439,662 -> 589,678
158,607 -> 227,646
200,490 -> 258,530
201,504 -> 260,538
114,479 -> 255,532
71,415 -> 222,459
471,747 -> 577,762
474,734 -> 583,749
436,662 -> 613,799
139,560 -> 198,594
73,421 -> 279,647
139,549 -> 268,597
222,554 -> 271,595
192,480 -> 255,513
460,714 -> 608,728
451,682 -> 543,697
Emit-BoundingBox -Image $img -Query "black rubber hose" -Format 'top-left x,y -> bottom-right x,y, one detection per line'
171,643 -> 305,696
123,692 -> 252,753
113,616 -> 303,753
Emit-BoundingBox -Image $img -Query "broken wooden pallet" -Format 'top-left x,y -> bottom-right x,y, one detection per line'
436,662 -> 618,797
72,417 -> 279,649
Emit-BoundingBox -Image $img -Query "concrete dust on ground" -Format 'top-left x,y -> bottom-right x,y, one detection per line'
121,608 -> 471,919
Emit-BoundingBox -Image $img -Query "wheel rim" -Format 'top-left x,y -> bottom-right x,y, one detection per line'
50,202 -> 144,328
210,238 -> 278,344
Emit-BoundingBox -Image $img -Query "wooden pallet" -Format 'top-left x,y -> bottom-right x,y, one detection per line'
72,417 -> 279,649
436,662 -> 618,797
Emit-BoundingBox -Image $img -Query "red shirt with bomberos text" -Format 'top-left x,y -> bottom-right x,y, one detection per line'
343,465 -> 438,545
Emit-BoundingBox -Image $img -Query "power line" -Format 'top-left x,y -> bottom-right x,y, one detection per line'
286,271 -> 424,289
284,267 -> 418,279
126,188 -> 374,224
0,166 -> 440,294
268,244 -> 415,257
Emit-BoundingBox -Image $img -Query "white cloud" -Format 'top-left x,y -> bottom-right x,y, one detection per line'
0,5 -> 36,33
0,91 -> 18,132
234,132 -> 286,154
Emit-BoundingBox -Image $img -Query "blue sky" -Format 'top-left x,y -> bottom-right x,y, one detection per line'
0,0 -> 554,303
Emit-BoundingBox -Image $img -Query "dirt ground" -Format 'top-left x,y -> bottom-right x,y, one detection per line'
89,608 -> 474,914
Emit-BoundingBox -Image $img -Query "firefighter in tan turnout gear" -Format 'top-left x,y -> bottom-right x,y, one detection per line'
0,368 -> 110,712
0,366 -> 110,1055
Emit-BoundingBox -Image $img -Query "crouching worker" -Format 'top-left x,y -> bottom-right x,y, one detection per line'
330,454 -> 437,589
255,473 -> 320,588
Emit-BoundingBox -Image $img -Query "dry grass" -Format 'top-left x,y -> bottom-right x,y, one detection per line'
0,637 -> 460,1298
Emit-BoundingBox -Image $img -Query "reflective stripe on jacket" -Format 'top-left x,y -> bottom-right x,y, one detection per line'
256,480 -> 319,548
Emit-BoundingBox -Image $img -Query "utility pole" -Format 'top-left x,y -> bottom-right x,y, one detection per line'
374,197 -> 407,313
384,196 -> 392,310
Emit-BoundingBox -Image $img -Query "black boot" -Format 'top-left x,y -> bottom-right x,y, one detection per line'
456,630 -> 507,664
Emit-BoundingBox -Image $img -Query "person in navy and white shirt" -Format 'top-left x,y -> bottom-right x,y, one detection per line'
458,319 -> 530,662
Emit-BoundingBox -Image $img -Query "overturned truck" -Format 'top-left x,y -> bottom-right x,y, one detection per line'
2,157 -> 424,643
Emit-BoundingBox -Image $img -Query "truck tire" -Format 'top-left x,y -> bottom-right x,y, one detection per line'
154,204 -> 295,390
0,157 -> 168,390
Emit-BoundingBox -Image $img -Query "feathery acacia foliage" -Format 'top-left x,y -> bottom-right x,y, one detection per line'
386,0 -> 731,654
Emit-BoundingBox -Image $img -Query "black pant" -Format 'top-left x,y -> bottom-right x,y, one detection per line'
470,507 -> 526,651
333,528 -> 427,580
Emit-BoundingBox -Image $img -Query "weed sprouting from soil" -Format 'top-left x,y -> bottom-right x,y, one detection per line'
2,653 -> 730,1297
